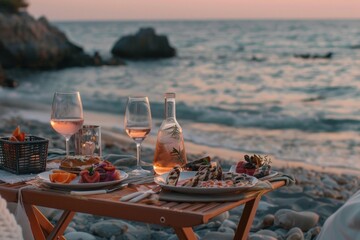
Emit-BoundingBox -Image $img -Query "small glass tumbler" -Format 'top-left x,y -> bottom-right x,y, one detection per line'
74,125 -> 102,157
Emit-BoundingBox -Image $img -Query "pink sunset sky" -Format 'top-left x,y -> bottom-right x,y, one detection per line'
28,0 -> 360,21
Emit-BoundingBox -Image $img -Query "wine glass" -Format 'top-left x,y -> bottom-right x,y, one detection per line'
124,96 -> 152,175
50,92 -> 84,158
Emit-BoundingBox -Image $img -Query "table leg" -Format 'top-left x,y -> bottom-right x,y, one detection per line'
234,194 -> 262,240
33,207 -> 56,238
173,227 -> 198,240
24,204 -> 46,240
33,207 -> 73,240
47,210 -> 75,240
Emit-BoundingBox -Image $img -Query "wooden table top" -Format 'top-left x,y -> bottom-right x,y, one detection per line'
0,180 -> 285,227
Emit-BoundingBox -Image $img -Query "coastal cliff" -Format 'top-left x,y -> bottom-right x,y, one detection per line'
0,11 -> 101,69
0,5 -> 125,70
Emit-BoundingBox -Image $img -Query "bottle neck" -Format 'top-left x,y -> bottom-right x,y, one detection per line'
165,97 -> 176,119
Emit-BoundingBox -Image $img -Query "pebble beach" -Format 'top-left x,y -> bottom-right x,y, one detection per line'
1,109 -> 359,240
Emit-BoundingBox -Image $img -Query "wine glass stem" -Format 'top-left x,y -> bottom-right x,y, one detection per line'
136,142 -> 142,169
65,138 -> 70,157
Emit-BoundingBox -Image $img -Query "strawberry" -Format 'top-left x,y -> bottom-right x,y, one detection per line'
238,154 -> 272,177
236,157 -> 257,175
80,167 -> 100,183
78,161 -> 120,183
245,168 -> 256,176
236,161 -> 247,174
103,165 -> 116,171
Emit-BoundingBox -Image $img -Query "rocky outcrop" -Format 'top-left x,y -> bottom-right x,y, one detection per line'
274,209 -> 319,232
350,44 -> 360,49
0,12 -> 122,69
294,52 -> 333,60
0,65 -> 17,88
111,27 -> 176,59
0,0 -> 28,13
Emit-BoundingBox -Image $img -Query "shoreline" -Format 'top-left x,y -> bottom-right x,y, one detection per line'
1,102 -> 360,176
102,127 -> 360,176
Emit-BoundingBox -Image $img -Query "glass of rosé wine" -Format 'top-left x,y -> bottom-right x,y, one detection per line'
124,96 -> 152,175
51,92 -> 84,158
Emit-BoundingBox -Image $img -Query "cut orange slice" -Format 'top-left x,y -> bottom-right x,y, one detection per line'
12,126 -> 21,138
17,132 -> 25,142
49,172 -> 77,184
69,173 -> 77,181
9,136 -> 18,142
10,126 -> 26,142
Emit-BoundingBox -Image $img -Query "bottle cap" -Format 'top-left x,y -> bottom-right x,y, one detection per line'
165,92 -> 176,98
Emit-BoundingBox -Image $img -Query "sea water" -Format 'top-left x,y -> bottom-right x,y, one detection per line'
1,20 -> 360,170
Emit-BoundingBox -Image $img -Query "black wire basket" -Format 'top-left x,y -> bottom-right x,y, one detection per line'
0,136 -> 49,175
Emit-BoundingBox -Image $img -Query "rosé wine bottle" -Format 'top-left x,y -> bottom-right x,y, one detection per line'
153,93 -> 187,175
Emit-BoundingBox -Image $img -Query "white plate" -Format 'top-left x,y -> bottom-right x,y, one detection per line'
38,170 -> 128,190
229,165 -> 278,180
154,171 -> 258,194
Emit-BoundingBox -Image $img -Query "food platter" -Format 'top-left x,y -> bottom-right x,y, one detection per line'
37,170 -> 128,190
229,165 -> 278,180
154,171 -> 258,194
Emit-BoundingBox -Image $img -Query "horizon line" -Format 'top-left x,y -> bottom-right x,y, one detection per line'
50,17 -> 360,23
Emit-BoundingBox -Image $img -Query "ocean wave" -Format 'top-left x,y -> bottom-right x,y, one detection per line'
81,96 -> 360,133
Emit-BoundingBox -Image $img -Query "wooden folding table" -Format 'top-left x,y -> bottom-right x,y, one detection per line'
0,181 -> 285,240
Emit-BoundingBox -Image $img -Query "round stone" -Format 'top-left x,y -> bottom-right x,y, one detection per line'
64,232 -> 96,240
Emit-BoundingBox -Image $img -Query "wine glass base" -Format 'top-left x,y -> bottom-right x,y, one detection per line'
130,168 -> 151,176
